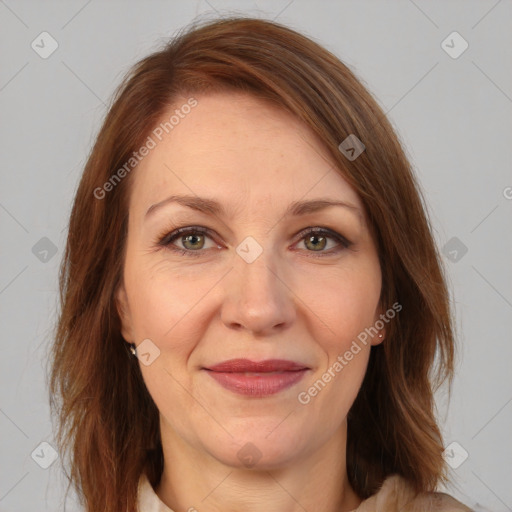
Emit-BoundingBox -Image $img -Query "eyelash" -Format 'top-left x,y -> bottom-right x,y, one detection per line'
155,225 -> 352,258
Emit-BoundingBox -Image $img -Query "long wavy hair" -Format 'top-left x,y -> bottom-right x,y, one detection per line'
48,15 -> 456,512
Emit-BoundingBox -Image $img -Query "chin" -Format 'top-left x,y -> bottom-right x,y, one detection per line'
203,425 -> 306,470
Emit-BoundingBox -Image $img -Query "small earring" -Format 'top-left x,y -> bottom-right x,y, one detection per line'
129,343 -> 137,356
378,333 -> 384,340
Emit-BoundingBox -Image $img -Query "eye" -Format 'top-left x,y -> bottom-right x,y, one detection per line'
156,226 -> 220,256
155,225 -> 352,258
293,227 -> 352,256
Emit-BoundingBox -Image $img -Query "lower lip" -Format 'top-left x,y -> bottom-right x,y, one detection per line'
205,370 -> 308,397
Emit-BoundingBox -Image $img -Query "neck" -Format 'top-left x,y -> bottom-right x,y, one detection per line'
155,421 -> 362,512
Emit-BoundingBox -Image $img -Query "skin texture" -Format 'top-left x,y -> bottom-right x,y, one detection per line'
115,92 -> 385,512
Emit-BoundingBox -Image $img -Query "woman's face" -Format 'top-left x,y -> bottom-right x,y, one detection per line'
116,91 -> 384,469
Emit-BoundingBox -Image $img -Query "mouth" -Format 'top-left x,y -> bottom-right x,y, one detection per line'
202,359 -> 310,397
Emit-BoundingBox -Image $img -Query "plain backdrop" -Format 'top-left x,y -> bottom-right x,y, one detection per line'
0,1 -> 511,511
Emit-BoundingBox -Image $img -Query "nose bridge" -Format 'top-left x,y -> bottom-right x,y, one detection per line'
221,239 -> 295,334
236,244 -> 277,298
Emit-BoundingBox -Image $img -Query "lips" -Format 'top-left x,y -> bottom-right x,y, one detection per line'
206,358 -> 308,373
203,359 -> 309,397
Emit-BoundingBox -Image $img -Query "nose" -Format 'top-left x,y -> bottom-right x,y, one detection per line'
220,250 -> 296,336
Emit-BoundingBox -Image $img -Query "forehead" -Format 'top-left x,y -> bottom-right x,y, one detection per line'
129,92 -> 363,215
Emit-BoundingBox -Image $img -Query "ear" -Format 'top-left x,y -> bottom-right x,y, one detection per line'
115,282 -> 134,343
370,307 -> 386,347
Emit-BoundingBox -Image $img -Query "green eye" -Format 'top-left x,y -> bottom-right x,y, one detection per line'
297,228 -> 351,255
157,225 -> 351,258
304,233 -> 328,251
181,233 -> 206,250
158,226 -> 216,257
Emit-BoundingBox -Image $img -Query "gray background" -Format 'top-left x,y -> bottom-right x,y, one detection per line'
1,1 -> 511,511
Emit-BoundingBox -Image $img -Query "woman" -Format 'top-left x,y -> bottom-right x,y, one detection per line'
48,16 -> 473,512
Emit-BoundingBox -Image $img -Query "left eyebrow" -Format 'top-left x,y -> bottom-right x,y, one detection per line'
287,199 -> 361,217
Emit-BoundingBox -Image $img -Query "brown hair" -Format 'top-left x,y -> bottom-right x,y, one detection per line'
48,15 -> 455,512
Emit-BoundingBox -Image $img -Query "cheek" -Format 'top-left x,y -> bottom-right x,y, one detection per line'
123,255 -> 220,343
293,258 -> 380,410
294,256 -> 381,346
126,258 -> 212,430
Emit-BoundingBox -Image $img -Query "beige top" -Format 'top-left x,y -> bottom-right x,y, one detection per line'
136,472 -> 473,511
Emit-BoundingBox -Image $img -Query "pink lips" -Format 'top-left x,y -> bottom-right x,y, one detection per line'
204,359 -> 309,397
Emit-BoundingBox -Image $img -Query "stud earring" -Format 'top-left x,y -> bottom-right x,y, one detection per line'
129,343 -> 137,356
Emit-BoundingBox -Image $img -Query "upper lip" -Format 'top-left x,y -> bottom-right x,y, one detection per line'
205,359 -> 309,373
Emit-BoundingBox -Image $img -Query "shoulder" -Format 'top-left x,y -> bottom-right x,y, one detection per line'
353,474 -> 474,512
